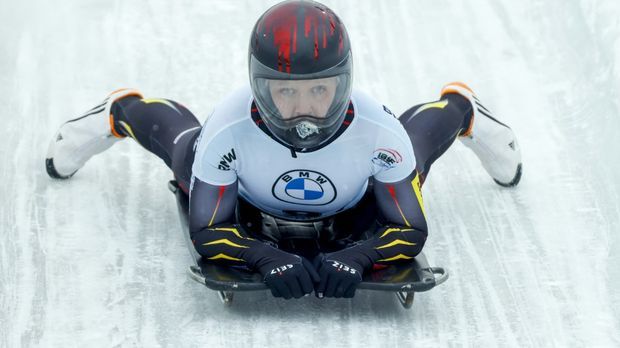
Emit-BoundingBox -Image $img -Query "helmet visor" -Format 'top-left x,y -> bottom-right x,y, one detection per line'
253,74 -> 351,148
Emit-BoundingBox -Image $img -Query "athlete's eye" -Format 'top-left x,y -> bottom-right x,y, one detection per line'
278,88 -> 296,97
311,85 -> 327,96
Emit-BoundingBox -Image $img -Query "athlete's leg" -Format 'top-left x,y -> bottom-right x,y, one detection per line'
46,90 -> 202,193
399,82 -> 522,187
441,82 -> 522,186
399,93 -> 472,185
111,97 -> 202,192
46,89 -> 144,179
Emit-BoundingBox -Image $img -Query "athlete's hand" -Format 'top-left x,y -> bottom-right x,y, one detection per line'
314,253 -> 363,299
261,255 -> 320,299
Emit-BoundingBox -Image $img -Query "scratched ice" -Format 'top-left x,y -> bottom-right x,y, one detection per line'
1,1 -> 619,347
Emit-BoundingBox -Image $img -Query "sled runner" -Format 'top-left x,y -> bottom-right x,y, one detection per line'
168,180 -> 448,309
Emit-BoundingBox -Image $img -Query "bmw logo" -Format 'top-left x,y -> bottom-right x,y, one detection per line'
272,170 -> 337,206
285,178 -> 324,200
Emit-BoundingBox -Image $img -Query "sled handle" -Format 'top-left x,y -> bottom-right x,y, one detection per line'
430,267 -> 449,286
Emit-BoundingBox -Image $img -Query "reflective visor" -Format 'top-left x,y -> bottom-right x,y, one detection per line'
252,74 -> 352,148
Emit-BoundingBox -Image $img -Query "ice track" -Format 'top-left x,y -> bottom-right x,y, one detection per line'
1,0 -> 619,347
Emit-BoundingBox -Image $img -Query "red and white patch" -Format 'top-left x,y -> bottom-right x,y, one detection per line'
372,148 -> 402,169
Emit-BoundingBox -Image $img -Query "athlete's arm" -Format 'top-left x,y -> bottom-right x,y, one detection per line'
189,177 -> 319,298
189,177 -> 293,272
188,177 -> 249,264
320,170 -> 427,273
187,105 -> 264,267
369,170 -> 428,263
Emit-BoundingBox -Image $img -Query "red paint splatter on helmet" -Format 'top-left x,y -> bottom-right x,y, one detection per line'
252,1 -> 349,74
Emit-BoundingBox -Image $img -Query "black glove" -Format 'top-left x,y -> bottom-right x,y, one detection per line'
261,254 -> 320,299
314,253 -> 363,298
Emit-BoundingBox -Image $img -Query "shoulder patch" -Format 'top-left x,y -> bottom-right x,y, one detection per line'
372,148 -> 402,169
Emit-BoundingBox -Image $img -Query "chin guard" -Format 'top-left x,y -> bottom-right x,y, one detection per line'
295,121 -> 320,139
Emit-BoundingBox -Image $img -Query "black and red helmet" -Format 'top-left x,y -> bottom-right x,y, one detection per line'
249,0 -> 353,149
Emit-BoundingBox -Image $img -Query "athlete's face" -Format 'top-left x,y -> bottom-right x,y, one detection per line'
268,77 -> 339,120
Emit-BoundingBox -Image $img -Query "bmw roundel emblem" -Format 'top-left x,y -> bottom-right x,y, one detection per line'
272,170 -> 337,206
285,178 -> 324,200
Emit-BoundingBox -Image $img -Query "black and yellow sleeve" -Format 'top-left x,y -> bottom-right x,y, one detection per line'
189,176 -> 291,272
370,170 -> 428,264
336,170 -> 428,270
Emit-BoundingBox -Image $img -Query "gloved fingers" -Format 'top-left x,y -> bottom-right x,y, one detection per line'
297,268 -> 315,295
279,284 -> 293,300
276,281 -> 293,300
315,271 -> 330,298
288,276 -> 304,299
269,286 -> 281,298
335,276 -> 357,298
334,281 -> 348,298
324,276 -> 341,298
343,281 -> 358,298
302,257 -> 320,284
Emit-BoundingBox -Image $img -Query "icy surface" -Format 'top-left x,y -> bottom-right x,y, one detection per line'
2,0 -> 620,347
